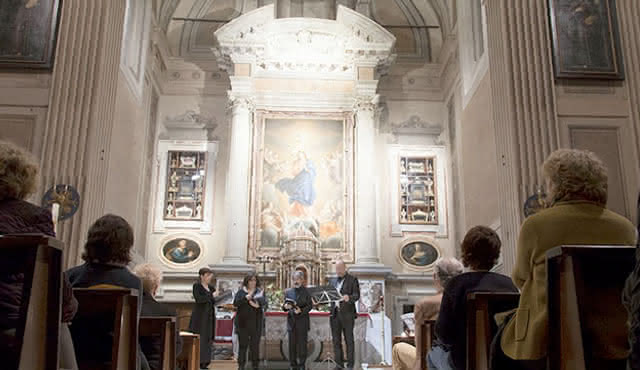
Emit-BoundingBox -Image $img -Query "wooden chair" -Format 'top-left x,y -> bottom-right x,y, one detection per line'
0,235 -> 63,370
139,316 -> 177,370
177,332 -> 200,370
417,319 -> 436,370
547,245 -> 635,370
466,292 -> 520,370
70,288 -> 139,370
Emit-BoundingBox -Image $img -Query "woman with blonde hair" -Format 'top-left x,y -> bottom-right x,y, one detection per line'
493,149 -> 637,370
0,140 -> 78,369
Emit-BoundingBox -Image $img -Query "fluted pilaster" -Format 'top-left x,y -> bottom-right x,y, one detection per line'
41,1 -> 127,267
617,1 -> 640,163
485,0 -> 560,273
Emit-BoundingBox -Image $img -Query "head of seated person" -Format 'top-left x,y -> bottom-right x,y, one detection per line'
461,225 -> 502,273
67,214 -> 141,291
134,263 -> 176,317
434,257 -> 464,292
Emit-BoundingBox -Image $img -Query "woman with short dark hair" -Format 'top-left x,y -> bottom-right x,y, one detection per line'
234,272 -> 267,370
189,267 -> 217,370
428,226 -> 518,370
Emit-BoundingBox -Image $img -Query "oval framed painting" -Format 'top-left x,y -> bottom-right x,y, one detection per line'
159,235 -> 204,268
398,237 -> 440,271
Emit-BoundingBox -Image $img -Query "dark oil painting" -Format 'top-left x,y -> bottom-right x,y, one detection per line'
162,238 -> 201,264
0,0 -> 61,69
549,0 -> 624,79
401,241 -> 439,268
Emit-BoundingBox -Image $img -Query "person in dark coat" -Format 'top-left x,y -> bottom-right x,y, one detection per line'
134,263 -> 183,370
66,214 -> 149,370
0,140 -> 78,369
329,260 -> 360,370
234,272 -> 267,370
189,267 -> 217,370
283,270 -> 313,370
623,193 -> 640,370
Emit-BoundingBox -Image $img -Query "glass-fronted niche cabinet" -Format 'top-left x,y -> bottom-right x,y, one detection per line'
399,156 -> 438,225
165,151 -> 206,220
154,140 -> 218,233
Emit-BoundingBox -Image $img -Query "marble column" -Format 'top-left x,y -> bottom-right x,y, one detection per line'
617,0 -> 640,164
221,95 -> 254,265
40,0 -> 127,267
485,0 -> 559,273
354,96 -> 381,265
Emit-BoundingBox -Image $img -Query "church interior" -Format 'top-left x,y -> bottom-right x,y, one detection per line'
1,0 -> 640,369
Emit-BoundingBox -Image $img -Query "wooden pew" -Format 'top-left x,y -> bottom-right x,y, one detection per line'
466,292 -> 520,370
140,316 -> 177,370
177,332 -> 200,370
0,235 -> 63,370
70,288 -> 139,370
547,245 -> 635,370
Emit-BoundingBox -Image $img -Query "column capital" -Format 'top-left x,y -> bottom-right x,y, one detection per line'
227,93 -> 255,113
352,95 -> 379,113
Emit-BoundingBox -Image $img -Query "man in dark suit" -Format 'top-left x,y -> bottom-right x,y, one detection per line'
329,260 -> 360,370
283,270 -> 312,370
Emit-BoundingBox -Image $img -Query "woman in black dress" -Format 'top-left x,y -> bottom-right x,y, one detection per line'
189,267 -> 217,369
234,272 -> 267,370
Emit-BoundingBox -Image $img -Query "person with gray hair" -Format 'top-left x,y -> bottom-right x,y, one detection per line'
283,270 -> 313,369
392,258 -> 464,370
133,263 -> 182,370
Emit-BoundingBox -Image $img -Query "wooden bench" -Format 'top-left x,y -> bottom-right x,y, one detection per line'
547,245 -> 635,370
417,319 -> 436,370
0,235 -> 63,370
140,316 -> 177,370
177,332 -> 200,370
466,292 -> 520,370
70,288 -> 139,370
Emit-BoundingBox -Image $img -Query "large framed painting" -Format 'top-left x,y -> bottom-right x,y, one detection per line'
548,0 -> 624,80
0,0 -> 62,70
248,111 -> 354,263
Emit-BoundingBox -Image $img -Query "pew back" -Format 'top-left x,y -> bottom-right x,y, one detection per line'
547,245 -> 635,370
466,292 -> 520,370
0,235 -> 62,370
71,288 -> 139,370
140,316 -> 177,370
418,319 -> 436,370
177,332 -> 200,370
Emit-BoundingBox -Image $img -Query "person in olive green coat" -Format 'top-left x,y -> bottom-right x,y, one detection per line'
495,149 -> 637,369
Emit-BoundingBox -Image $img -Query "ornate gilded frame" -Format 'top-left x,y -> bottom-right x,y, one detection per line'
397,235 -> 441,272
248,110 -> 355,263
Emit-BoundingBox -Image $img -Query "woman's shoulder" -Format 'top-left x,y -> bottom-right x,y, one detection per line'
0,199 -> 54,236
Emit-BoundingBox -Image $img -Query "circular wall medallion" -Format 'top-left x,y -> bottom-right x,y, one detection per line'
41,184 -> 80,221
159,235 -> 204,268
398,237 -> 440,270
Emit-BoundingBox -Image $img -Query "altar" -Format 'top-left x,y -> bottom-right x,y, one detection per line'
218,311 -> 392,368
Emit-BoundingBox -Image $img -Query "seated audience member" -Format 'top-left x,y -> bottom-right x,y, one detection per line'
429,226 -> 518,370
391,257 -> 464,370
134,263 -> 182,370
493,149 -> 637,370
0,140 -> 78,369
623,194 -> 640,370
66,214 -> 149,370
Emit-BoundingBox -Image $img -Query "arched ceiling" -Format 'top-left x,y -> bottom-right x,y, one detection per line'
158,0 -> 455,63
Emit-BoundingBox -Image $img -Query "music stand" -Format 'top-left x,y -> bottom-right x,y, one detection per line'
307,285 -> 342,305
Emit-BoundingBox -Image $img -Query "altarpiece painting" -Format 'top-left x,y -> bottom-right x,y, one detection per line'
248,112 -> 354,263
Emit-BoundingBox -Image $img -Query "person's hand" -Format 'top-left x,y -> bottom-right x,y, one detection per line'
284,303 -> 292,310
213,290 -> 219,297
249,300 -> 260,309
246,293 -> 253,300
295,307 -> 302,314
342,295 -> 350,302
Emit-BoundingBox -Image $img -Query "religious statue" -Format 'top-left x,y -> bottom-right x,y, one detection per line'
425,178 -> 434,196
429,210 -> 436,222
427,161 -> 434,174
171,155 -> 178,168
196,203 -> 202,218
400,159 -> 406,173
430,198 -> 435,207
166,203 -> 174,217
169,171 -> 179,191
400,208 -> 407,222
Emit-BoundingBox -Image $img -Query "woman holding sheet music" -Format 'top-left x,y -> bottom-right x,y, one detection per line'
234,272 -> 267,370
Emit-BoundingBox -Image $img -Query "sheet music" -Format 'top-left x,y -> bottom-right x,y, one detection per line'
307,285 -> 342,304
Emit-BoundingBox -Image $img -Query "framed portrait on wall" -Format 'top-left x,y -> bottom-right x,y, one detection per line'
548,0 -> 625,80
159,235 -> 204,268
247,111 -> 355,263
397,236 -> 440,271
0,0 -> 62,70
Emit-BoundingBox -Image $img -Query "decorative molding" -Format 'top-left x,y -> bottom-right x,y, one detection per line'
120,0 -> 152,101
164,110 -> 218,131
390,115 -> 443,136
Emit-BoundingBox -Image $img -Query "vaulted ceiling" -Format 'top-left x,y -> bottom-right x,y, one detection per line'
153,0 -> 456,64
